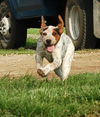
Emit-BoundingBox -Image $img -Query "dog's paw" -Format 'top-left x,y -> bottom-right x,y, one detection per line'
37,69 -> 46,77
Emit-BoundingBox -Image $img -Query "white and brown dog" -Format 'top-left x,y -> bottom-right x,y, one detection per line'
35,15 -> 75,80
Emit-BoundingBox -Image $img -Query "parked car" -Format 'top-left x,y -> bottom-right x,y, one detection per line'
0,0 -> 100,49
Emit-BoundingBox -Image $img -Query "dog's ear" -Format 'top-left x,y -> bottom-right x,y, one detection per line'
40,16 -> 47,35
58,15 -> 64,34
41,16 -> 47,28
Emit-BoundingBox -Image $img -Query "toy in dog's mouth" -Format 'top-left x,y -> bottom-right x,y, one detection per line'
45,45 -> 55,52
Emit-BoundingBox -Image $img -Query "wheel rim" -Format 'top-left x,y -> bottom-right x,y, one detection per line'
0,14 -> 11,42
69,6 -> 80,40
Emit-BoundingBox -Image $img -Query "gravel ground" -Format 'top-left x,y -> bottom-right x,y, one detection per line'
0,51 -> 100,79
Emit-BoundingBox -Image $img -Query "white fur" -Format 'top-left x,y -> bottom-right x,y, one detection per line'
41,26 -> 57,45
35,32 -> 75,80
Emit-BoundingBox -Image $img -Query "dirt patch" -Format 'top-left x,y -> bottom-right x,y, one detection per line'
0,51 -> 100,78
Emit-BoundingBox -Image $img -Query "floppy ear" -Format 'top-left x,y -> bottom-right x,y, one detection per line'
58,15 -> 64,34
41,16 -> 47,28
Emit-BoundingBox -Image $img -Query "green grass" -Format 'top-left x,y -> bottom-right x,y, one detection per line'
0,73 -> 100,117
0,48 -> 34,55
27,28 -> 39,35
0,38 -> 37,55
26,38 -> 37,49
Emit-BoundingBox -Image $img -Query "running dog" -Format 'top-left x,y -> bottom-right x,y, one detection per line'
35,15 -> 74,80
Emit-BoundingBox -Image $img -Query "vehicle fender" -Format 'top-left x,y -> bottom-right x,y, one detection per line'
6,0 -> 46,19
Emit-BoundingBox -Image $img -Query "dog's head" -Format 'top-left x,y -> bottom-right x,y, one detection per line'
40,15 -> 64,52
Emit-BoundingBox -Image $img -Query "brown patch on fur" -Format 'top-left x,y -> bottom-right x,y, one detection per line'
52,29 -> 61,43
58,15 -> 64,34
40,27 -> 48,35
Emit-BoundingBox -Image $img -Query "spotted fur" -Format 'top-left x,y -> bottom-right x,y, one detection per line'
35,15 -> 75,80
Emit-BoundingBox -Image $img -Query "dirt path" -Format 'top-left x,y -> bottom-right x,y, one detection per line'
0,51 -> 100,79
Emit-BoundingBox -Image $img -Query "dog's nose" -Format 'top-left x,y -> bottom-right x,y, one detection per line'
46,39 -> 51,44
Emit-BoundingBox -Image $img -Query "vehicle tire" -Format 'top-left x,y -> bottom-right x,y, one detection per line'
65,0 -> 97,50
0,1 -> 27,49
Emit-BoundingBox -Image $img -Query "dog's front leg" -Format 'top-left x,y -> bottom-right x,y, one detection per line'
35,54 -> 45,77
39,52 -> 62,76
41,60 -> 62,76
35,53 -> 43,69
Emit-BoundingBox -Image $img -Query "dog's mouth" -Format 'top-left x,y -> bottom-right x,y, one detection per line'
45,44 -> 55,52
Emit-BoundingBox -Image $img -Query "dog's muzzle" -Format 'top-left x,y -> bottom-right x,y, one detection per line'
46,39 -> 51,46
45,40 -> 55,53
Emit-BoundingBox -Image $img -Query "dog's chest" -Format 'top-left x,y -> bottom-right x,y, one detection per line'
43,50 -> 53,62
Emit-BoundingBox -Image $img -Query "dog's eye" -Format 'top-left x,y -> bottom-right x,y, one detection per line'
42,32 -> 47,36
52,32 -> 57,36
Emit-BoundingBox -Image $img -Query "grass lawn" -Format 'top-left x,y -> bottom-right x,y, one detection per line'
0,73 -> 100,117
0,28 -> 100,117
0,38 -> 37,55
27,28 -> 39,35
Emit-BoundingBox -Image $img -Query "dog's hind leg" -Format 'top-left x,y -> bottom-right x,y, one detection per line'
54,66 -> 63,79
61,61 -> 72,81
62,52 -> 74,80
54,64 -> 71,80
54,66 -> 70,80
61,43 -> 74,81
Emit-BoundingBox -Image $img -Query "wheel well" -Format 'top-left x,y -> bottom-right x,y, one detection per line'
58,0 -> 67,25
0,0 -> 3,3
43,0 -> 67,26
38,0 -> 67,26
